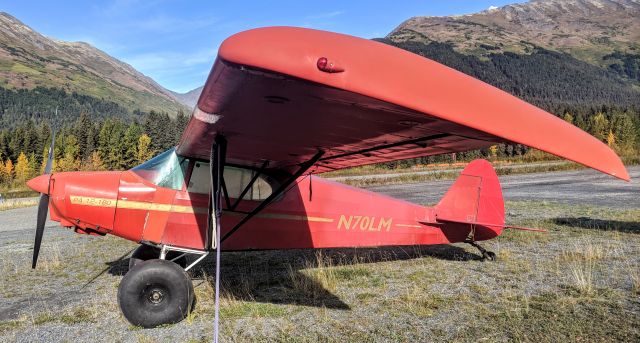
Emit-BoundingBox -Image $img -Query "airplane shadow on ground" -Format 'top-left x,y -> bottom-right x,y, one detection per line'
553,217 -> 640,234
105,244 -> 479,310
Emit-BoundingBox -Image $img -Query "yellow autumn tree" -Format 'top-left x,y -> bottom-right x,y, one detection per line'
4,159 -> 14,184
84,151 -> 106,171
563,112 -> 574,125
137,134 -> 155,164
590,112 -> 609,142
607,130 -> 616,148
40,145 -> 50,174
0,160 -> 8,185
14,152 -> 30,183
489,145 -> 498,159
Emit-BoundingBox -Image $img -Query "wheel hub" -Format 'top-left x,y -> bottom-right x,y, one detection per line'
147,288 -> 165,304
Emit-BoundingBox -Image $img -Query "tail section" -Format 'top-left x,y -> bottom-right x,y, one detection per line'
434,159 -> 505,241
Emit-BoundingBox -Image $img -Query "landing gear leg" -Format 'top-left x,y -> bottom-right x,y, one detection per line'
129,244 -> 187,270
465,240 -> 496,261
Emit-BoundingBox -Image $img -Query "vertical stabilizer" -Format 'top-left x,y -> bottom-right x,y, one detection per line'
434,159 -> 504,241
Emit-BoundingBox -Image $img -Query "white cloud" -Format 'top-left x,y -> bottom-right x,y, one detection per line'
304,10 -> 345,20
488,5 -> 498,10
122,48 -> 217,92
124,48 -> 217,74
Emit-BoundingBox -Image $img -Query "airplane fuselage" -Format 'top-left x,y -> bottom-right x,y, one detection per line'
28,149 -> 502,252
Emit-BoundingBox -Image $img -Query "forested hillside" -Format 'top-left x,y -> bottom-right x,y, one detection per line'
0,110 -> 189,190
375,39 -> 639,167
0,87 -> 135,128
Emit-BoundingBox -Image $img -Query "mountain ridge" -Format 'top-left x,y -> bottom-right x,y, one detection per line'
178,0 -> 640,108
170,86 -> 203,109
0,12 -> 191,114
388,0 -> 640,68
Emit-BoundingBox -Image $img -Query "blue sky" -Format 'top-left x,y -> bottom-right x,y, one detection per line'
2,0 -> 526,93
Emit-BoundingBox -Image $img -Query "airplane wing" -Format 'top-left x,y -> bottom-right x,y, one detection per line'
177,27 -> 629,181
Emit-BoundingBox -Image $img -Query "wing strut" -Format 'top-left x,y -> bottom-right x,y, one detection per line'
221,150 -> 324,243
209,134 -> 226,343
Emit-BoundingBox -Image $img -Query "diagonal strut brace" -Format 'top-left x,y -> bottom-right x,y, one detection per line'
230,159 -> 270,210
221,150 -> 324,243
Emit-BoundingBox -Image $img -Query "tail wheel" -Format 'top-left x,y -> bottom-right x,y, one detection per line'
129,244 -> 187,270
118,259 -> 194,328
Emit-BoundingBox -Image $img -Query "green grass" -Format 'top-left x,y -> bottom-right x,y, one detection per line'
11,62 -> 42,75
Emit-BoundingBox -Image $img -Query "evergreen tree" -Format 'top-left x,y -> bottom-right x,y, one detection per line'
22,120 -> 39,156
8,126 -> 24,161
74,112 -> 92,160
37,122 -> 52,165
123,124 -> 143,169
175,109 -> 189,142
610,111 -> 636,153
574,113 -> 588,131
28,152 -> 38,179
98,119 -> 114,165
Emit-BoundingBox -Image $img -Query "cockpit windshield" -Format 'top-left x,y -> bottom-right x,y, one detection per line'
132,148 -> 189,190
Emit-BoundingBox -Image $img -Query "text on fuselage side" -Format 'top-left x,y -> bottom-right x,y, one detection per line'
338,215 -> 392,231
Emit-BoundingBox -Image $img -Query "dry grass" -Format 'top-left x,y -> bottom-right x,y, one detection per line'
0,201 -> 638,342
0,198 -> 38,211
288,251 -> 338,297
630,262 -> 640,295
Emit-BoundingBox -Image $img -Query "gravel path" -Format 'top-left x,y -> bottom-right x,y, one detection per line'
367,165 -> 640,208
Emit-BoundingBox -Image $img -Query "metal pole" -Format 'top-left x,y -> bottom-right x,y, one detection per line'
209,134 -> 226,343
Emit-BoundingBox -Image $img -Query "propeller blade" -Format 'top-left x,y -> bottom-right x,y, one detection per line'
32,193 -> 49,269
44,130 -> 55,174
32,128 -> 55,269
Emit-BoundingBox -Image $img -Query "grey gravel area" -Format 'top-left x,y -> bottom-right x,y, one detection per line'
367,165 -> 640,208
0,167 -> 638,342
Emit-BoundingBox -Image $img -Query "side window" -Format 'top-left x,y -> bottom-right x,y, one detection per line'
187,163 -> 273,201
187,161 -> 210,194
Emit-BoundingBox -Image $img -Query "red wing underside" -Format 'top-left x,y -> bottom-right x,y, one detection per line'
177,27 -> 628,180
178,62 -> 498,173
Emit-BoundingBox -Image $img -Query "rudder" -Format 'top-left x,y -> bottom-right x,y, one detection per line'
434,159 -> 504,241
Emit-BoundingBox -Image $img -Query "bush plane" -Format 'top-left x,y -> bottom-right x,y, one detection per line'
26,27 -> 629,329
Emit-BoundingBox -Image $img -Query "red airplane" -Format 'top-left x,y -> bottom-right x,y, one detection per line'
26,27 -> 629,328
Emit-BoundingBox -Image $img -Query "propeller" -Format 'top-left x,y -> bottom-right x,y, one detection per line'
32,130 -> 55,269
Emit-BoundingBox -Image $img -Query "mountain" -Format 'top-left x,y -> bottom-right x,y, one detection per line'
382,0 -> 640,110
388,0 -> 640,77
170,86 -> 203,109
0,12 -> 188,115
